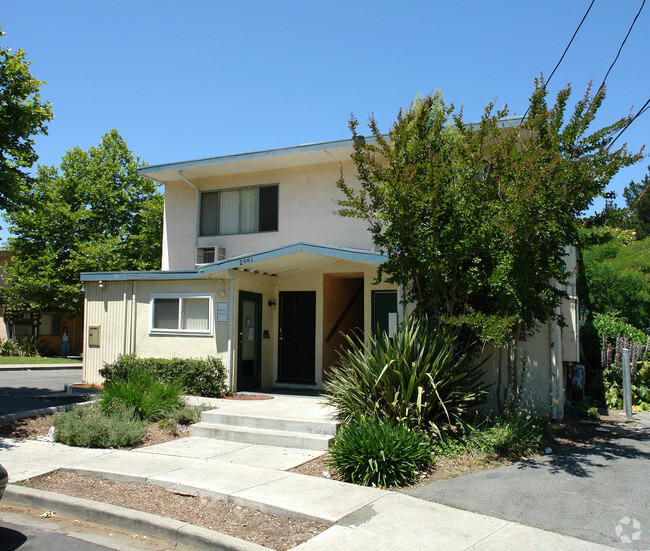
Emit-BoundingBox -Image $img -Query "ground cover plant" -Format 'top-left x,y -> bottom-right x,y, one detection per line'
53,404 -> 147,448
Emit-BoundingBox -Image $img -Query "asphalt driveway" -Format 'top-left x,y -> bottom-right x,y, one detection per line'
406,412 -> 650,550
0,369 -> 83,416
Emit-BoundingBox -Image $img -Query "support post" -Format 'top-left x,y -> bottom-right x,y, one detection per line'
621,348 -> 633,421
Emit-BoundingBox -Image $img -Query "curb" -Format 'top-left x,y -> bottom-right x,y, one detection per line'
0,400 -> 95,426
4,485 -> 267,551
0,364 -> 82,371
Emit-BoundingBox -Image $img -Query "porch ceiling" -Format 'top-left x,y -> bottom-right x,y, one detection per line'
198,242 -> 386,278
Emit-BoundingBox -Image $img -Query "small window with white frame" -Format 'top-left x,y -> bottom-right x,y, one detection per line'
150,293 -> 213,335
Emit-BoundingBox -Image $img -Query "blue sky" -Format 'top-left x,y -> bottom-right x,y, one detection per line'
1,1 -> 648,243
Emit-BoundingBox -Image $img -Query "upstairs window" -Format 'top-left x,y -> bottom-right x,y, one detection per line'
200,184 -> 278,236
150,294 -> 213,334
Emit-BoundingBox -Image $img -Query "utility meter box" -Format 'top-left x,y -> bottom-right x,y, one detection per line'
88,326 -> 100,347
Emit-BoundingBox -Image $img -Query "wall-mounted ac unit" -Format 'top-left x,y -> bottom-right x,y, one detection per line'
196,246 -> 226,265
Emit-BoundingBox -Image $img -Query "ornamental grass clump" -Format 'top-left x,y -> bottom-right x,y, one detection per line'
324,315 -> 488,434
100,364 -> 185,421
53,404 -> 147,448
328,418 -> 433,488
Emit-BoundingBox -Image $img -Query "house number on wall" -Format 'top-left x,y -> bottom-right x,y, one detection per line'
239,256 -> 254,266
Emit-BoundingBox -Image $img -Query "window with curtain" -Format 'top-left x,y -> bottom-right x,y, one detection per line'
200,184 -> 278,236
151,295 -> 212,334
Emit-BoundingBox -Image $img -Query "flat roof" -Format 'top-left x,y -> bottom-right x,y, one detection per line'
80,270 -> 201,282
138,116 -> 524,184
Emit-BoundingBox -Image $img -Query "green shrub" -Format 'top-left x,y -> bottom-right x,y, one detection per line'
100,355 -> 229,397
18,336 -> 45,357
324,315 -> 487,433
100,365 -> 185,421
467,411 -> 552,460
157,405 -> 206,431
0,338 -> 21,357
603,360 -> 650,411
328,419 -> 433,488
53,404 -> 147,448
593,312 -> 647,345
433,411 -> 551,461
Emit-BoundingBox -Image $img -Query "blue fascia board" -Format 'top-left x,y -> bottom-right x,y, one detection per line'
198,241 -> 386,276
80,270 -> 201,282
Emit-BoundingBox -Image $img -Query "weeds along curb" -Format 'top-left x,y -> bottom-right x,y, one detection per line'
4,485 -> 266,551
0,400 -> 97,426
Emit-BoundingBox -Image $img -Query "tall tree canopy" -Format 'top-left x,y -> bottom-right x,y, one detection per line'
3,130 -> 163,314
622,167 -> 650,239
337,80 -> 643,345
0,28 -> 53,211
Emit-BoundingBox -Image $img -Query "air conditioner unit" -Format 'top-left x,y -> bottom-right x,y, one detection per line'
196,246 -> 226,265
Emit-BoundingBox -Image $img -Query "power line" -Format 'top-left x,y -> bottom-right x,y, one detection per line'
521,0 -> 596,120
608,96 -> 650,149
598,0 -> 646,92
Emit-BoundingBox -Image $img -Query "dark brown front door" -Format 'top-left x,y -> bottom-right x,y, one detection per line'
278,291 -> 316,384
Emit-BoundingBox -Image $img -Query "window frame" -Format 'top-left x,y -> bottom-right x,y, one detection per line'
149,293 -> 214,336
199,183 -> 279,237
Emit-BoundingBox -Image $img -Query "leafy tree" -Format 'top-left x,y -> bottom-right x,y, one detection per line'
582,230 -> 650,330
0,28 -> 53,211
622,167 -> 650,239
3,130 -> 163,314
337,80 -> 642,348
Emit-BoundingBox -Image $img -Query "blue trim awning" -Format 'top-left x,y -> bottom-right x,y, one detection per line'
80,270 -> 201,282
79,243 -> 386,282
198,242 -> 386,278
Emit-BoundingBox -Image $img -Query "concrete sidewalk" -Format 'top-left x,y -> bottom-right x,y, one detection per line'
0,432 -> 617,550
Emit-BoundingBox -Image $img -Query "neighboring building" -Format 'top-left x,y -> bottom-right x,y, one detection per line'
81,137 -> 579,418
0,248 -> 83,355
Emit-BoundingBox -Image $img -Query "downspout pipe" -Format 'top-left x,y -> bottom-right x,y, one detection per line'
179,170 -> 199,254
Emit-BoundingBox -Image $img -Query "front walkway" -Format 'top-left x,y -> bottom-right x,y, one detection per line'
185,392 -> 336,424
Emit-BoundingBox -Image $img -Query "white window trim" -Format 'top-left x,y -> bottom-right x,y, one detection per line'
149,293 -> 214,336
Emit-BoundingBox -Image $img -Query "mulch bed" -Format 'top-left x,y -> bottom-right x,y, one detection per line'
19,471 -> 330,550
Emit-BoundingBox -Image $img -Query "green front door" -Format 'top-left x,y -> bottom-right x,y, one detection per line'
371,290 -> 398,337
237,291 -> 262,390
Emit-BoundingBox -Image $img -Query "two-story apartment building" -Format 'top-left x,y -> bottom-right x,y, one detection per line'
81,136 -> 579,418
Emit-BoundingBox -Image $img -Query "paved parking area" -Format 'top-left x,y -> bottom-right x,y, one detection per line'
0,368 -> 83,416
406,412 -> 650,550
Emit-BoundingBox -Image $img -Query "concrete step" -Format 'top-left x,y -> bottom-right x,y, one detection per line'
200,410 -> 338,436
190,422 -> 333,451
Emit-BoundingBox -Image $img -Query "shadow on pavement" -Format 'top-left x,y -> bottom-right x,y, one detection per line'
0,525 -> 28,550
516,425 -> 650,478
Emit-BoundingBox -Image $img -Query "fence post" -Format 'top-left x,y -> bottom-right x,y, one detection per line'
621,348 -> 633,421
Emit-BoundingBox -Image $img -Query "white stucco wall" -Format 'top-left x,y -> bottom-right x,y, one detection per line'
164,160 -> 372,270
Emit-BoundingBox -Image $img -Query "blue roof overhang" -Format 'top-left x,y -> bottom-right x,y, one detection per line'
80,270 -> 201,282
198,242 -> 386,278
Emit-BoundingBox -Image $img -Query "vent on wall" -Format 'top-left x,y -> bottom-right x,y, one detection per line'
196,246 -> 226,265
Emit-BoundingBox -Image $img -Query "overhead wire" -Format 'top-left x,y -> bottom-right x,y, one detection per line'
598,0 -> 645,93
520,0 -> 596,120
